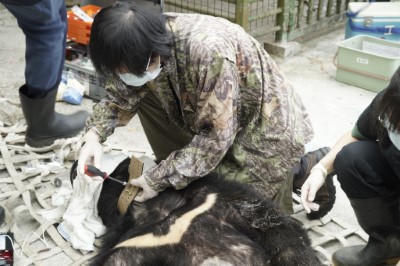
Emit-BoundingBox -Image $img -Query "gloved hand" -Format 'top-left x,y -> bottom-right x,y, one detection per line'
78,130 -> 103,177
300,163 -> 327,213
130,175 -> 158,202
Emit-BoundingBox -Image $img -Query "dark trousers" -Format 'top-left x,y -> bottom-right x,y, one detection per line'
3,0 -> 66,95
334,141 -> 400,199
137,91 -> 193,161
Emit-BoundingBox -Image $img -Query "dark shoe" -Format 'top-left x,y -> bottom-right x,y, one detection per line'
332,195 -> 400,266
292,147 -> 336,219
332,235 -> 400,266
19,85 -> 88,148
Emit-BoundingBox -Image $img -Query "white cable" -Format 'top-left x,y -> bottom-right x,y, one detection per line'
20,221 -> 51,257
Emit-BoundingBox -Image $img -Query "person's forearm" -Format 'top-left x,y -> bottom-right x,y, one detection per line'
318,130 -> 359,174
144,132 -> 235,192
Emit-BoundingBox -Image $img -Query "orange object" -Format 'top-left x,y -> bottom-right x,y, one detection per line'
67,5 -> 101,45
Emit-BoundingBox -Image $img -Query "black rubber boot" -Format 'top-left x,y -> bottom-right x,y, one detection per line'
292,147 -> 336,219
19,85 -> 89,148
332,194 -> 400,266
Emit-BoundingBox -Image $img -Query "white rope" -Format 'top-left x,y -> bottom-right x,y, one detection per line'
0,99 -> 93,265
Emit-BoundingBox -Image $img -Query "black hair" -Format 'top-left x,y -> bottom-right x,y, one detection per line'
89,1 -> 172,78
376,66 -> 400,133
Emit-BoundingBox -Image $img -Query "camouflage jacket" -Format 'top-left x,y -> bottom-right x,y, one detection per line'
87,13 -> 314,197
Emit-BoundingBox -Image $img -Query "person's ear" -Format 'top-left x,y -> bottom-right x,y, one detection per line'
147,56 -> 161,72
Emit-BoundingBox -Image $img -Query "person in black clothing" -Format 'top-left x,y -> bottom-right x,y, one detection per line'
301,67 -> 400,266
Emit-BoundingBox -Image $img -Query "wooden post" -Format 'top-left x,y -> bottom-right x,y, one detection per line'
336,0 -> 343,14
297,0 -> 305,27
307,0 -> 315,24
276,0 -> 291,42
317,0 -> 323,20
236,0 -> 249,31
326,0 -> 334,17
288,0 -> 296,32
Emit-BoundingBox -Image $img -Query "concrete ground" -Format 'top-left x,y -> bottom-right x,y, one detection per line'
0,4 -> 380,265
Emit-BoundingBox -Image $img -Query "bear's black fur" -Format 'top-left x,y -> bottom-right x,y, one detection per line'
80,158 -> 321,266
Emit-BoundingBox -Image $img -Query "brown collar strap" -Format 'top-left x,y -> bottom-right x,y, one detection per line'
117,156 -> 143,215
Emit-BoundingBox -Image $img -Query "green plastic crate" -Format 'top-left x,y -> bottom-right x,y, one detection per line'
336,35 -> 400,92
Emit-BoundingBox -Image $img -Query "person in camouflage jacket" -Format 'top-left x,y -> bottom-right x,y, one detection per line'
78,1 -> 314,213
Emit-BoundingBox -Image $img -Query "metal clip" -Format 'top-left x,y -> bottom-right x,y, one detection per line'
363,17 -> 373,28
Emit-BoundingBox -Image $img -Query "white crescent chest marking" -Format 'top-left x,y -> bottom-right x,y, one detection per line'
115,193 -> 217,248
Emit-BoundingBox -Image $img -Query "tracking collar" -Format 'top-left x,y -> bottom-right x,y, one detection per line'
117,156 -> 143,215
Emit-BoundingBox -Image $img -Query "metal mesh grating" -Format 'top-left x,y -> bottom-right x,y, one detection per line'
292,193 -> 368,265
248,0 -> 279,43
164,0 -> 237,22
293,0 -> 349,30
164,0 -> 279,43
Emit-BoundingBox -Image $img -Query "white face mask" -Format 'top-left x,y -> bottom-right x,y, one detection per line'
388,130 -> 400,151
380,117 -> 400,150
119,56 -> 162,87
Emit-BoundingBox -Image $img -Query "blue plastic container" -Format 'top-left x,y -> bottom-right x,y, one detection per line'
345,2 -> 400,42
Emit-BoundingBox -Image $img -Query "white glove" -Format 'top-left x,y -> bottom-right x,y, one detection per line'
77,130 -> 103,177
130,175 -> 158,202
300,163 -> 327,213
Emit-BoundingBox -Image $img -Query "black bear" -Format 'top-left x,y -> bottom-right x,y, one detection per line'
73,158 -> 321,266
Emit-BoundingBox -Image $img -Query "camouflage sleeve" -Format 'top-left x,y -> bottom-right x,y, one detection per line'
143,55 -> 239,192
86,78 -> 149,143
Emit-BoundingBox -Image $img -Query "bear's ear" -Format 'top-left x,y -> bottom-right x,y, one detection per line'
70,160 -> 79,187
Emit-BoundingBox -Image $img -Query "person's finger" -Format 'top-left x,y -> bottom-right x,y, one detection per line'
130,176 -> 158,202
133,188 -> 152,202
78,164 -> 85,176
300,183 -> 309,202
301,184 -> 311,213
93,151 -> 102,170
77,151 -> 87,176
308,202 -> 320,212
82,173 -> 93,183
134,193 -> 146,202
307,184 -> 317,202
303,204 -> 311,213
130,178 -> 143,187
